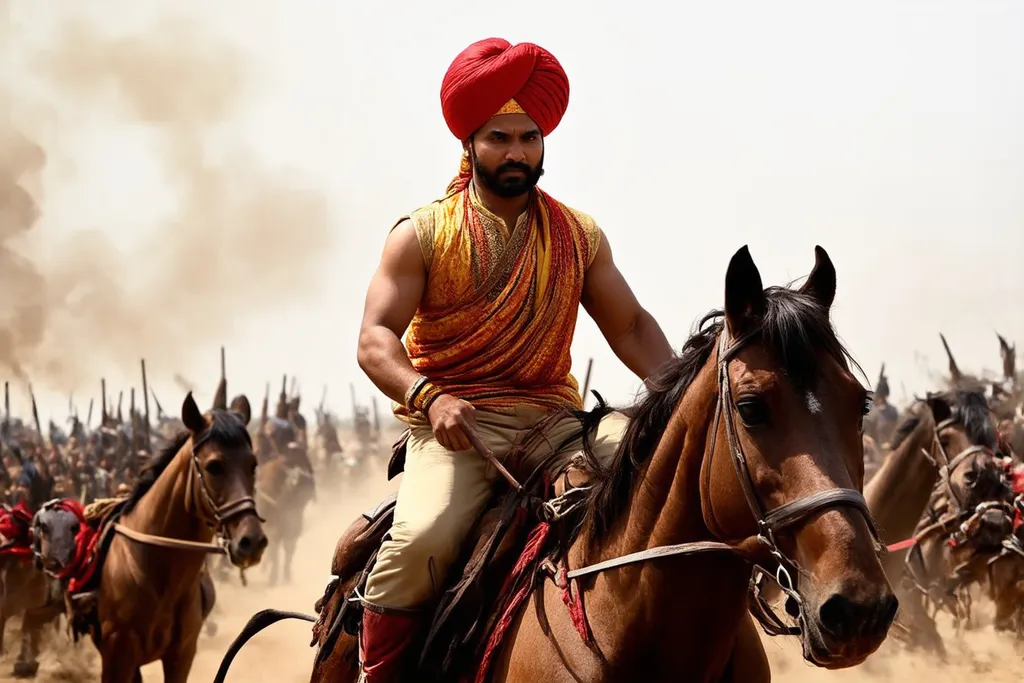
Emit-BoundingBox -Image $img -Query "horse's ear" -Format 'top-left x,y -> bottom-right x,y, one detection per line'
181,392 -> 206,434
230,395 -> 252,426
724,245 -> 766,337
798,245 -> 836,309
925,392 -> 953,424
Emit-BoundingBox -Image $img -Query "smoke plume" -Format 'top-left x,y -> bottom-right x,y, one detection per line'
0,8 -> 334,394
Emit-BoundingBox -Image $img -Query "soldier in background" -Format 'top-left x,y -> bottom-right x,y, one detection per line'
866,364 -> 900,450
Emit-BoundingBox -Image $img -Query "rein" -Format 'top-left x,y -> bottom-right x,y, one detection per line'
564,329 -> 881,638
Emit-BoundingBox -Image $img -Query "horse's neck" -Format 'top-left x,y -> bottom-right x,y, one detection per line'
865,417 -> 936,545
570,363 -> 752,668
123,447 -> 213,570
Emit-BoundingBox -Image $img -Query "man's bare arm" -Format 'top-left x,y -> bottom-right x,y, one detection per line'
581,230 -> 675,381
356,220 -> 427,405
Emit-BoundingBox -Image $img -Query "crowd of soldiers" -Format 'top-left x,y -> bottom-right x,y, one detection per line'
0,365 -> 388,522
862,333 -> 1024,480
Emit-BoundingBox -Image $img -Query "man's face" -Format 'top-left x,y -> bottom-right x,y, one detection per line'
470,113 -> 544,198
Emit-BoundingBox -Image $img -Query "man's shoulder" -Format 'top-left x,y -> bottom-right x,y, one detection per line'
543,192 -> 597,228
541,192 -> 602,264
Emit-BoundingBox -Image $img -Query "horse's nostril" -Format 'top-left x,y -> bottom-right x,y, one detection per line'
237,536 -> 253,553
257,533 -> 269,551
818,593 -> 855,640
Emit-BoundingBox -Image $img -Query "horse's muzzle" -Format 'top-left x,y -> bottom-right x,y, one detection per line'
801,582 -> 899,668
228,521 -> 268,568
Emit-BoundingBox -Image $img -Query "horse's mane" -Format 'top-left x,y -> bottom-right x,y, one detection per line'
889,389 -> 997,452
121,410 -> 252,516
573,286 -> 857,545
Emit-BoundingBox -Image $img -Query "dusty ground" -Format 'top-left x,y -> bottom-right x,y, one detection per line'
2,456 -> 1022,682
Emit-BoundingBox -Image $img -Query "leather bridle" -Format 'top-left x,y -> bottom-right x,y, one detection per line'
567,328 -> 883,639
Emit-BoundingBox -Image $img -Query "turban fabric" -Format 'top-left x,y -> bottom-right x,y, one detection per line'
441,38 -> 570,141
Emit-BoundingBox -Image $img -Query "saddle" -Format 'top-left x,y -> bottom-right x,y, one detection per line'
312,427 -> 595,682
63,496 -> 131,642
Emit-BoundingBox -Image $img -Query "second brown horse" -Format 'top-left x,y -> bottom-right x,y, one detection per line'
87,393 -> 265,683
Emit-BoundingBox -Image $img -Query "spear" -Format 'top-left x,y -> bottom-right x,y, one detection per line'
86,398 -> 94,428
117,390 -> 124,423
29,383 -> 42,439
371,396 -> 380,434
150,388 -> 165,419
3,381 -> 9,439
580,358 -> 594,409
141,359 -> 152,451
275,375 -> 288,419
261,382 -> 269,425
101,378 -> 108,425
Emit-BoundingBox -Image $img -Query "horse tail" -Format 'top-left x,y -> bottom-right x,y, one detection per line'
213,608 -> 316,683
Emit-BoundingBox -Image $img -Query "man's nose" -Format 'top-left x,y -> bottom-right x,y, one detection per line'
505,144 -> 526,163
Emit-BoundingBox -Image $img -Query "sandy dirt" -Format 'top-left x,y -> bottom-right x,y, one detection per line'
2,459 -> 1022,682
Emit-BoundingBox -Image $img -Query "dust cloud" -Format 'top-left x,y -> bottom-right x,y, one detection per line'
0,4 -> 335,394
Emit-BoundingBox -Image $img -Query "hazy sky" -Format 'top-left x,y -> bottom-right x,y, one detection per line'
3,0 -> 1023,426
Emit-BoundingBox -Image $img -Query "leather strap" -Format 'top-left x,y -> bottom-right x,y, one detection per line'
566,540 -> 741,580
113,522 -> 226,554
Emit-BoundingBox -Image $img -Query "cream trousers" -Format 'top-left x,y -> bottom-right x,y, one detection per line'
363,406 -> 628,610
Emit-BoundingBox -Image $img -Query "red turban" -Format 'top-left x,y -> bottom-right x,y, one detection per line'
440,38 -> 570,141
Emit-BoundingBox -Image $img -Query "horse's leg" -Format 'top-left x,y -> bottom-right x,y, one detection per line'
0,604 -> 8,655
100,633 -> 143,683
283,527 -> 298,584
721,614 -> 770,683
268,535 -> 280,586
13,607 -> 49,679
201,571 -> 219,638
161,644 -> 199,683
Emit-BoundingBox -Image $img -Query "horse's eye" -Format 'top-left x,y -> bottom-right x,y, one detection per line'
736,399 -> 770,427
204,460 -> 225,477
861,396 -> 872,416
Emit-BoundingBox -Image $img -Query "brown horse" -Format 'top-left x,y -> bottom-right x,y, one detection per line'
987,515 -> 1024,636
69,393 -> 266,683
865,389 -> 1003,655
0,554 -> 63,678
257,446 -> 316,585
0,465 -> 60,678
900,400 -> 1012,634
217,246 -> 897,682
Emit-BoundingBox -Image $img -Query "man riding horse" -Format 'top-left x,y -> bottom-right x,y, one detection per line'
354,37 -> 674,683
866,365 -> 899,449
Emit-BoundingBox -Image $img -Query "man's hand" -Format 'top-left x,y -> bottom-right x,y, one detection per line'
427,394 -> 479,452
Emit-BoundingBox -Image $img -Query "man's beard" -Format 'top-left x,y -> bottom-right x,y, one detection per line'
472,151 -> 544,199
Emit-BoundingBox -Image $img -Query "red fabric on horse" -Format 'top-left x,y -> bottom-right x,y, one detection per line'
50,499 -> 101,593
0,500 -> 34,558
471,514 -> 551,683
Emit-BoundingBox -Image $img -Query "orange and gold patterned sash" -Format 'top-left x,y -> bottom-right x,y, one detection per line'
393,185 -> 600,422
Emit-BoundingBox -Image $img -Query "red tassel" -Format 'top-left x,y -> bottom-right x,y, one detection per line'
473,520 -> 551,683
561,574 -> 594,644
